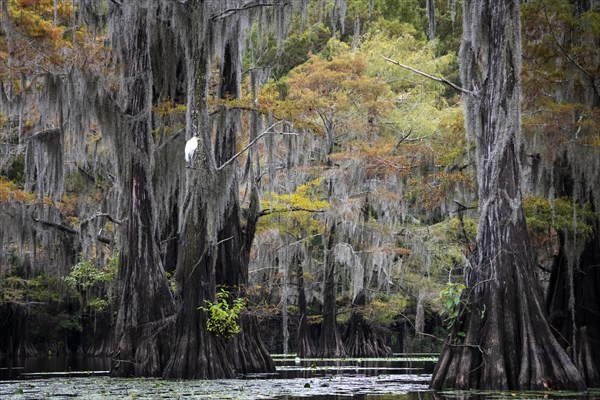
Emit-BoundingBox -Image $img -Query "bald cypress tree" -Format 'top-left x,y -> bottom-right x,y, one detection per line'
430,0 -> 585,390
110,0 -> 175,377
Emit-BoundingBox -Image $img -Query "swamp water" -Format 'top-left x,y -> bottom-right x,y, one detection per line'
0,355 -> 598,399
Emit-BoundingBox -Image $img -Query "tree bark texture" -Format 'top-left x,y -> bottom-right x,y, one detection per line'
162,212 -> 236,379
426,0 -> 436,41
111,1 -> 175,377
430,0 -> 585,390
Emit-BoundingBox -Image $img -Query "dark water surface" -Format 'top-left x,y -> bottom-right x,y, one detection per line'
0,356 -> 110,380
0,355 -> 598,399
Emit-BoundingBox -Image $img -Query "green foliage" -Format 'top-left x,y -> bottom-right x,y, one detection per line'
448,217 -> 477,243
198,289 -> 246,338
247,22 -> 332,79
0,275 -> 29,305
64,170 -> 88,194
370,0 -> 426,40
521,1 -> 600,153
437,282 -> 465,329
364,292 -> 409,326
268,39 -> 394,153
63,255 -> 117,290
524,195 -> 595,239
260,178 -> 329,238
56,312 -> 83,333
63,252 -> 118,312
0,270 -> 63,306
166,271 -> 178,295
1,154 -> 25,186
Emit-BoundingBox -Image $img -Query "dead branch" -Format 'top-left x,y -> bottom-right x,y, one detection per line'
31,214 -> 112,244
210,1 -> 279,20
259,207 -> 326,217
382,56 -> 474,96
394,128 -> 413,150
80,212 -> 123,225
209,105 -> 261,116
155,128 -> 184,152
216,121 -> 293,170
28,128 -> 61,141
31,213 -> 78,235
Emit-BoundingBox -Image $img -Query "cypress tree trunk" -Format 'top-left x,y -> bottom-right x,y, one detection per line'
161,4 -> 234,378
547,226 -> 600,387
296,251 -> 315,358
430,0 -> 585,390
162,207 -> 236,379
111,1 -> 175,377
0,307 -> 37,357
531,2 -> 600,385
164,6 -> 273,378
343,290 -> 392,357
313,224 -> 346,358
215,36 -> 274,376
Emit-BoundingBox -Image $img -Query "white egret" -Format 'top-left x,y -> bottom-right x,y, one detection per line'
184,136 -> 199,163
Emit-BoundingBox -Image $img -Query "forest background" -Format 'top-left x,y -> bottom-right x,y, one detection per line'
0,0 -> 599,383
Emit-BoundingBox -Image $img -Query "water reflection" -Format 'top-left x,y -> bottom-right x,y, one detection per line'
0,356 -> 109,379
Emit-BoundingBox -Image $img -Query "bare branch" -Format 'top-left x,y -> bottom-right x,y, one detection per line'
155,128 -> 184,152
32,214 -> 78,235
381,55 -> 474,96
452,200 -> 477,213
80,212 -> 123,225
209,105 -> 261,116
259,207 -> 326,217
210,1 -> 279,21
394,128 -> 413,150
216,121 -> 289,171
28,128 -> 61,140
31,214 -> 112,244
542,8 -> 600,101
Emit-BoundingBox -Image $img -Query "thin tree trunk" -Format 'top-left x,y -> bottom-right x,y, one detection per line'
314,224 -> 346,358
426,0 -> 436,41
296,251 -> 314,357
430,0 -> 585,390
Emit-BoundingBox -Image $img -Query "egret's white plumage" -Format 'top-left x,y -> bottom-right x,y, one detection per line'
184,137 -> 199,162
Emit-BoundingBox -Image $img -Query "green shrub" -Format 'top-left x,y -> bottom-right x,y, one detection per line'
198,289 -> 246,338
